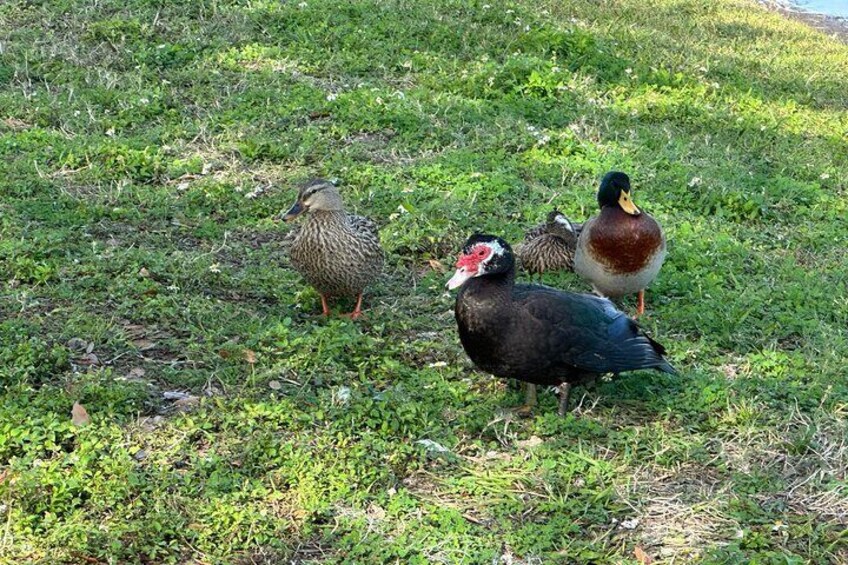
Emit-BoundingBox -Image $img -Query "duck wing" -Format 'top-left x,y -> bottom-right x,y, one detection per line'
347,214 -> 381,241
346,214 -> 384,272
523,223 -> 547,242
513,285 -> 676,375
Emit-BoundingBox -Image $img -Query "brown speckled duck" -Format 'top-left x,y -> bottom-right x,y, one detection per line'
282,179 -> 384,319
516,209 -> 581,277
574,171 -> 666,318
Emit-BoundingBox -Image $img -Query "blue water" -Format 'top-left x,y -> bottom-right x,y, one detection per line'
791,0 -> 848,18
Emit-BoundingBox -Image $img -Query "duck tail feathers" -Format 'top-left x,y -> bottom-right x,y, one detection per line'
656,358 -> 678,375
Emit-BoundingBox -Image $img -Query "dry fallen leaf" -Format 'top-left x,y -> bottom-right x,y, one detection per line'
173,396 -> 199,407
2,117 -> 30,130
516,435 -> 543,450
243,349 -> 257,364
127,367 -> 146,379
122,324 -> 146,338
138,267 -> 150,278
634,546 -> 652,564
78,352 -> 100,366
132,338 -> 156,351
71,402 -> 90,426
427,259 -> 447,273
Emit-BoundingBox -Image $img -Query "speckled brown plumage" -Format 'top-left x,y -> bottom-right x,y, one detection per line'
283,179 -> 384,315
289,211 -> 383,297
516,210 -> 581,276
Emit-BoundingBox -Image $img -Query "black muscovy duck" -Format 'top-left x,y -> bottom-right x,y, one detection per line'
447,233 -> 676,415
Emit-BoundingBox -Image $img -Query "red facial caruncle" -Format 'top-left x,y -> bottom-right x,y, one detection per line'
446,244 -> 494,290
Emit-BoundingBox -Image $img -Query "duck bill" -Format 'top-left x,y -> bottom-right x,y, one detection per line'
282,201 -> 305,222
618,192 -> 641,216
446,267 -> 474,290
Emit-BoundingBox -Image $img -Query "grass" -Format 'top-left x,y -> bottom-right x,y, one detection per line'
1,0 -> 847,562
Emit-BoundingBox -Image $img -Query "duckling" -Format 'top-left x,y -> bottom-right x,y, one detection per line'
574,171 -> 666,318
282,179 -> 384,319
516,209 -> 581,277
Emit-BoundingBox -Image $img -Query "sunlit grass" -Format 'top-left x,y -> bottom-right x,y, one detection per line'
1,0 -> 847,562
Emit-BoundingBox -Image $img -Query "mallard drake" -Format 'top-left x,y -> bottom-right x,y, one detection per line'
516,209 -> 581,277
282,179 -> 384,319
447,234 -> 676,415
574,172 -> 666,318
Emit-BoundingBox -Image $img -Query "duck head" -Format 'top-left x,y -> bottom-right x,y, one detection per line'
282,178 -> 344,221
598,171 -> 640,216
446,234 -> 514,290
546,209 -> 577,238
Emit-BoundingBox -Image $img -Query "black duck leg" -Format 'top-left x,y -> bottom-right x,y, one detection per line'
556,382 -> 572,416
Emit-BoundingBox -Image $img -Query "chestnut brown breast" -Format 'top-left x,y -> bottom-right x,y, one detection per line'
587,207 -> 663,275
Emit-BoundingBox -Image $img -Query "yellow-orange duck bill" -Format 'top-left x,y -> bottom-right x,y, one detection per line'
618,191 -> 641,215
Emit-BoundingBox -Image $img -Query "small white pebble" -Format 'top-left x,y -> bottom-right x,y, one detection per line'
620,518 -> 640,530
